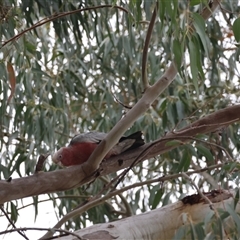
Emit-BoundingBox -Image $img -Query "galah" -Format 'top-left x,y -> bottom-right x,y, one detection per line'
52,131 -> 144,166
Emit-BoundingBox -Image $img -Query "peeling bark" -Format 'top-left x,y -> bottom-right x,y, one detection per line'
181,189 -> 233,205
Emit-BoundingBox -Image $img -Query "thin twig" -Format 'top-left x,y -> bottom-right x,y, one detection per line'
100,176 -> 132,216
113,128 -> 234,189
141,2 -> 158,89
191,161 -> 219,189
1,5 -> 131,49
11,195 -> 86,212
0,227 -> 82,240
110,87 -> 132,109
188,136 -> 234,162
182,172 -> 214,208
0,205 -> 29,240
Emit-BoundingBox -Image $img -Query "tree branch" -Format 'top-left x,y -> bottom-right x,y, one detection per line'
0,5 -> 131,49
0,205 -> 29,240
0,227 -> 82,240
141,2 -> 158,89
40,161 -> 229,239
0,104 -> 239,204
83,0 -> 221,176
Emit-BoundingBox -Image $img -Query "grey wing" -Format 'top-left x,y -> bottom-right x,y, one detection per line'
70,132 -> 107,145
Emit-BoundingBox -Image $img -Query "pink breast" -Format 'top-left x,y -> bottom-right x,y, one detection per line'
69,142 -> 99,165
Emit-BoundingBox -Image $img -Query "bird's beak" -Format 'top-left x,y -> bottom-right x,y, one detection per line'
52,151 -> 62,165
52,148 -> 65,167
52,152 -> 58,164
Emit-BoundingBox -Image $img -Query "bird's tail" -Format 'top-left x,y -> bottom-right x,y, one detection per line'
120,131 -> 145,152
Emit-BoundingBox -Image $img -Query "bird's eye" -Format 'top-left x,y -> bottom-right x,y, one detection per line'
58,154 -> 62,159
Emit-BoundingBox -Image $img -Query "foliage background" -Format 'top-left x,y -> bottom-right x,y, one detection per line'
0,0 -> 240,238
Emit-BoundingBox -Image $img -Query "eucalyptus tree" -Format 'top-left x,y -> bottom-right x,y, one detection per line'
1,0 -> 240,239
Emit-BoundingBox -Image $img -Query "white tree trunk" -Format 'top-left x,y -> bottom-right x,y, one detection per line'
54,189 -> 235,240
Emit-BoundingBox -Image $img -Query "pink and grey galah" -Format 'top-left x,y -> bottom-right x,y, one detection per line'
52,131 -> 144,166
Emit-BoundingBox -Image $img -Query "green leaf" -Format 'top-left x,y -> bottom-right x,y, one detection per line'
167,102 -> 177,126
188,39 -> 199,96
223,162 -> 238,172
204,210 -> 214,229
165,140 -> 183,147
226,204 -> 240,235
25,40 -> 36,54
177,148 -> 191,172
190,0 -> 208,6
173,225 -> 189,240
195,223 -> 205,240
185,144 -> 197,156
192,12 -> 210,57
233,18 -> 240,42
158,0 -> 166,22
196,145 -> 214,161
33,196 -> 39,222
215,217 -> 223,239
234,188 -> 240,210
166,0 -> 178,20
173,39 -> 183,70
162,192 -> 171,206
190,0 -> 202,6
152,189 -> 164,209
10,202 -> 18,223
176,100 -> 185,123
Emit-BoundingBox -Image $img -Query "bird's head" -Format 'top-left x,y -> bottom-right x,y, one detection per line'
52,146 -> 82,167
52,147 -> 71,166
